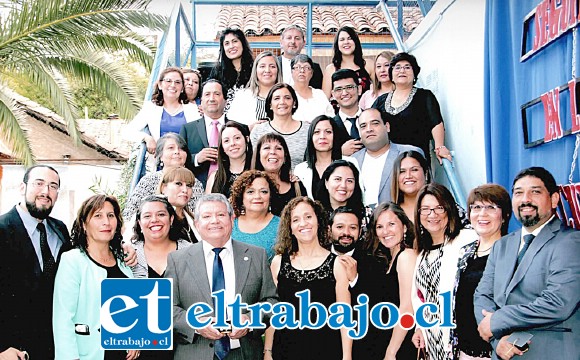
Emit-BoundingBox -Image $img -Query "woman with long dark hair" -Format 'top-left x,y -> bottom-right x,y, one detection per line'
53,195 -> 138,360
323,26 -> 373,99
205,121 -> 253,198
209,28 -> 254,110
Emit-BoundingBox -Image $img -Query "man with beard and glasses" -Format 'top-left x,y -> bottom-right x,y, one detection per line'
0,166 -> 136,360
474,167 -> 580,360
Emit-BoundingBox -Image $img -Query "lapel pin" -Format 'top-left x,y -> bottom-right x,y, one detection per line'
243,256 -> 249,261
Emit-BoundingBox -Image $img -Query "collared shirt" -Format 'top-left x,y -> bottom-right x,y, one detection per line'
519,215 -> 555,251
201,238 -> 240,349
280,56 -> 294,86
194,114 -> 226,167
16,204 -> 62,270
338,108 -> 362,135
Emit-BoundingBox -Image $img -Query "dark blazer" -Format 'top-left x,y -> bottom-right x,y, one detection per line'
0,206 -> 70,359
278,55 -> 323,89
166,240 -> 278,360
474,218 -> 580,359
180,116 -> 211,186
332,114 -> 353,150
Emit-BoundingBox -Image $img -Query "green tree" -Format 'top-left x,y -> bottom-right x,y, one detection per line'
0,0 -> 167,164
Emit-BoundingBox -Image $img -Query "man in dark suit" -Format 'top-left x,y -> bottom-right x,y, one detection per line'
352,108 -> 423,207
330,69 -> 365,156
0,165 -> 70,359
475,167 -> 580,360
180,79 -> 227,187
278,25 -> 323,89
166,194 -> 278,360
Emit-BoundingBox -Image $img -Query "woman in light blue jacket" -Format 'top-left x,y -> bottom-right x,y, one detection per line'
53,195 -> 138,360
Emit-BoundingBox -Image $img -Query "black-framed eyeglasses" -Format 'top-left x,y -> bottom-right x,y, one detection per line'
419,206 -> 446,216
332,84 -> 357,93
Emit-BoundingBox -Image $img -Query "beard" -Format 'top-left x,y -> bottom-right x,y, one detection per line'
517,203 -> 540,228
332,236 -> 357,254
26,197 -> 53,220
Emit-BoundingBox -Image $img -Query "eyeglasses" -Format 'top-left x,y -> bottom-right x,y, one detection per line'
292,65 -> 312,72
332,84 -> 357,93
393,65 -> 413,72
419,206 -> 446,216
162,78 -> 183,85
28,180 -> 59,192
469,204 -> 501,213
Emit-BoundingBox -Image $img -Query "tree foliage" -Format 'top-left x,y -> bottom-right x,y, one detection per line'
0,0 -> 167,164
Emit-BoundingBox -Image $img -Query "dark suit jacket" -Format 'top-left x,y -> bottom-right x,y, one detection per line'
166,240 -> 278,360
474,218 -> 580,359
278,55 -> 323,89
0,206 -> 70,358
332,114 -> 353,151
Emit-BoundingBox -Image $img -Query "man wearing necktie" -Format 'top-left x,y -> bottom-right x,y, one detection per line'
474,167 -> 580,360
0,165 -> 70,359
330,69 -> 365,156
166,194 -> 278,360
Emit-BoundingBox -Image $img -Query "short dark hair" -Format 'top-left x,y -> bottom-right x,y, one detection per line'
388,52 -> 421,85
201,78 -> 225,96
512,166 -> 558,195
290,54 -> 313,69
329,206 -> 362,228
467,184 -> 512,235
265,83 -> 298,120
253,133 -> 293,183
23,165 -> 60,186
331,68 -> 359,89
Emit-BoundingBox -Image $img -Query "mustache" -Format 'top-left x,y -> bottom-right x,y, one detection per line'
36,194 -> 53,202
336,235 -> 355,243
518,202 -> 538,212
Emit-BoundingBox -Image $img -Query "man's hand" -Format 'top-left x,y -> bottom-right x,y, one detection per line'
477,309 -> 494,342
197,148 -> 219,164
496,335 -> 524,360
341,139 -> 364,156
0,348 -> 28,360
337,255 -> 358,282
125,350 -> 140,360
122,242 -> 137,267
144,135 -> 157,154
229,314 -> 250,340
196,317 -> 226,340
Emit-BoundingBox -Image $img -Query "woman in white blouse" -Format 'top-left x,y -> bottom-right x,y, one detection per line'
291,54 -> 334,123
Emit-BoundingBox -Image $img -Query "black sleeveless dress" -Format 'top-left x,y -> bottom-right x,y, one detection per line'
273,253 -> 342,360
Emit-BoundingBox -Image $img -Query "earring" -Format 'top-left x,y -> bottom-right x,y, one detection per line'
240,205 -> 246,215
419,225 -> 424,236
268,205 -> 272,212
160,160 -> 164,168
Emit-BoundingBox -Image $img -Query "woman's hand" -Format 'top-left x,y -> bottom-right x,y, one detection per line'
434,145 -> 452,164
412,329 -> 425,349
0,348 -> 28,360
144,135 -> 156,154
126,350 -> 140,360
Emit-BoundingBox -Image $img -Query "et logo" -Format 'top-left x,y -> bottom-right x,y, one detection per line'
100,279 -> 173,350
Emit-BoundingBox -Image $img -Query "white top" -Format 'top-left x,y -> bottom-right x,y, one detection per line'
359,89 -> 379,110
250,121 -> 310,170
294,87 -> 335,123
281,56 -> 294,86
361,150 -> 389,206
123,101 -> 200,143
226,88 -> 259,126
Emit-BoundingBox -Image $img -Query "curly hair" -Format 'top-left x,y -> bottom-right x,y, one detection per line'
274,196 -> 330,256
229,170 -> 278,217
364,202 -> 415,262
131,195 -> 181,243
70,195 -> 125,261
150,67 -> 189,106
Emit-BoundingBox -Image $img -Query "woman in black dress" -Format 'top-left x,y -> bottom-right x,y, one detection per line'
253,133 -> 307,216
264,197 -> 351,360
372,52 -> 451,165
357,202 -> 417,360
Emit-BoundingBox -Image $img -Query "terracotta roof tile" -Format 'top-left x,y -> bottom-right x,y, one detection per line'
216,5 -> 424,37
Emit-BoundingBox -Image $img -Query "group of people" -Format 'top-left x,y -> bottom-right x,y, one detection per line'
0,24 -> 577,360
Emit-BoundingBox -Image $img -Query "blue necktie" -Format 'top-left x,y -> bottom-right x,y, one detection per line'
347,117 -> 360,139
212,248 -> 230,360
516,234 -> 535,268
